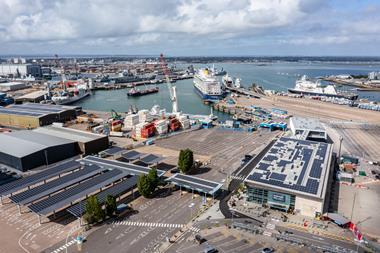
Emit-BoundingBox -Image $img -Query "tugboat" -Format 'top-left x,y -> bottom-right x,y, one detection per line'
127,85 -> 159,97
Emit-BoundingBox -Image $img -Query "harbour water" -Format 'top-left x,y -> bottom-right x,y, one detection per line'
74,62 -> 380,116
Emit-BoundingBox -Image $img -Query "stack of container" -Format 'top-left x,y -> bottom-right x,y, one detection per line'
169,118 -> 181,131
138,109 -> 153,123
124,114 -> 139,129
110,120 -> 122,132
134,122 -> 155,139
154,119 -> 168,135
178,115 -> 190,129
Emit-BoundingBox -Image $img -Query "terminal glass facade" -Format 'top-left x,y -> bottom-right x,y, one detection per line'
246,185 -> 295,212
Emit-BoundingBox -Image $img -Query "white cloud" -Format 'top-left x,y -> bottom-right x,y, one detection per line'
282,35 -> 350,45
0,0 -> 379,55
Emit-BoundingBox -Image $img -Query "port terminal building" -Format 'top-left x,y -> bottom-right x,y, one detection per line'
244,137 -> 333,217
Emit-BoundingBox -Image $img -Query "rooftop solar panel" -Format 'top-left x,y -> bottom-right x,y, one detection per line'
270,172 -> 286,181
140,154 -> 163,165
66,176 -> 137,217
121,150 -> 143,160
103,146 -> 125,155
245,137 -> 331,198
81,156 -> 165,176
175,174 -> 218,188
9,165 -> 103,205
0,160 -> 81,197
28,168 -> 125,215
166,174 -> 223,195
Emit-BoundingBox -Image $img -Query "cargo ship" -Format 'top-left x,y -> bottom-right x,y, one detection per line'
288,75 -> 358,100
127,86 -> 159,97
193,68 -> 225,100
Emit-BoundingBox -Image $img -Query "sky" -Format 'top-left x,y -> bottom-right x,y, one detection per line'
0,0 -> 379,56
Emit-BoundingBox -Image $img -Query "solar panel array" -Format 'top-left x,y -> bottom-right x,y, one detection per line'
66,176 -> 137,217
140,154 -> 163,165
28,169 -> 125,215
166,174 -> 223,195
103,146 -> 125,155
121,150 -> 143,160
246,137 -> 330,197
81,156 -> 165,176
0,160 -> 81,197
9,165 -> 103,205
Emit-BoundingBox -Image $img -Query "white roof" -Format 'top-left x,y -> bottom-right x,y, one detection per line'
33,125 -> 106,143
290,117 -> 325,131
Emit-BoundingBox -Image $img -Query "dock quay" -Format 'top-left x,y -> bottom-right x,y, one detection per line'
92,75 -> 193,90
322,77 -> 380,91
225,86 -> 263,98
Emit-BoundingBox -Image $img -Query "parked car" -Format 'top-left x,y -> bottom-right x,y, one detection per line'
261,247 -> 274,253
203,244 -> 218,253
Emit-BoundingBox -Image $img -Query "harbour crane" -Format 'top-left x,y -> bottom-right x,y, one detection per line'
159,53 -> 178,114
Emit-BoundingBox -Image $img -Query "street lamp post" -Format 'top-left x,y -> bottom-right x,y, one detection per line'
338,136 -> 343,159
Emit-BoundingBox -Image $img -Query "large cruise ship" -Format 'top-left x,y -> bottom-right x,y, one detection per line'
193,68 -> 224,100
288,75 -> 358,100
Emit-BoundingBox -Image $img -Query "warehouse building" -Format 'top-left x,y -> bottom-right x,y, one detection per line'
0,82 -> 28,92
0,64 -> 42,78
0,103 -> 78,129
15,90 -> 48,103
244,137 -> 333,217
289,116 -> 327,142
0,131 -> 79,171
33,125 -> 109,155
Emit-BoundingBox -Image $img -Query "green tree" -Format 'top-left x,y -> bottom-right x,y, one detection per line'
147,168 -> 159,191
178,150 -> 184,173
137,174 -> 152,198
178,149 -> 194,174
137,168 -> 160,198
105,195 -> 117,217
84,195 -> 105,224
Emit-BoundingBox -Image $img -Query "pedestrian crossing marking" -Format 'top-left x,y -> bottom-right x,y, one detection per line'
50,239 -> 76,253
112,220 -> 201,233
230,175 -> 246,181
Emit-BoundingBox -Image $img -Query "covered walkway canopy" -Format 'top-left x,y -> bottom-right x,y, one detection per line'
80,156 -> 165,177
121,150 -> 145,161
140,154 -> 164,165
28,168 -> 126,216
67,176 -> 137,217
166,174 -> 223,196
0,160 -> 81,198
100,146 -> 125,157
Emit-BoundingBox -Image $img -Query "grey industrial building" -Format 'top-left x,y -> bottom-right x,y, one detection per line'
244,137 -> 333,217
0,131 -> 79,171
33,125 -> 109,155
0,103 -> 78,129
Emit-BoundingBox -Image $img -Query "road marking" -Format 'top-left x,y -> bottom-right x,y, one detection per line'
112,220 -> 199,231
50,239 -> 76,253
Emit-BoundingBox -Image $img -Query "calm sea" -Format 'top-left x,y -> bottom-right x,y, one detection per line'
74,62 -> 380,117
